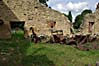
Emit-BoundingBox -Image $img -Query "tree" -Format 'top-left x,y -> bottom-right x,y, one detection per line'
81,9 -> 92,17
64,11 -> 73,22
73,9 -> 92,29
39,0 -> 49,6
63,13 -> 68,17
73,15 -> 83,29
67,11 -> 72,22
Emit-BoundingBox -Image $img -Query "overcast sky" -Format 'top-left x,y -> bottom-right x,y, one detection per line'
47,0 -> 99,21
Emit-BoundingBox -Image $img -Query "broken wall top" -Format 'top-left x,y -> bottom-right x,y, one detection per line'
0,0 -> 71,36
2,0 -> 70,23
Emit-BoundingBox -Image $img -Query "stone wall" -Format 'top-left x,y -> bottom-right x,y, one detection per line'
0,0 -> 71,39
0,0 -> 18,39
0,24 -> 11,39
81,3 -> 99,35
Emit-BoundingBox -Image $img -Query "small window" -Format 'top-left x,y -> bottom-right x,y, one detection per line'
34,6 -> 38,8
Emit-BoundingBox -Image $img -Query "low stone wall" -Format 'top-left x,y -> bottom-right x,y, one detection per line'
0,24 -> 11,39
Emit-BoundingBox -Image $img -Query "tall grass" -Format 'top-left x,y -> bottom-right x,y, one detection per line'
0,31 -> 99,66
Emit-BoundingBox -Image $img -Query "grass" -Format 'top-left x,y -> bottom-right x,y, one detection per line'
0,31 -> 99,66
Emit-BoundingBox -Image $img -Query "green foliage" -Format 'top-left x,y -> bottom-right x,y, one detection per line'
39,0 -> 49,6
64,11 -> 73,22
81,10 -> 92,17
67,11 -> 72,22
63,13 -> 68,18
73,15 -> 83,29
1,31 -> 99,66
0,32 -> 99,66
1,33 -> 99,66
74,9 -> 92,29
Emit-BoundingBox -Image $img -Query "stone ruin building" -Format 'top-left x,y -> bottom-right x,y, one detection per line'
81,2 -> 99,35
0,0 -> 71,39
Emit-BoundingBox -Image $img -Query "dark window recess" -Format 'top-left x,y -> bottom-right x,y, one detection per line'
10,21 -> 25,30
0,19 -> 4,25
51,25 -> 53,28
24,14 -> 26,15
89,22 -> 94,33
34,6 -> 38,8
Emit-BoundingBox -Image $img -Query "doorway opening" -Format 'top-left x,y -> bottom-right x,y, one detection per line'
10,21 -> 25,38
89,22 -> 94,33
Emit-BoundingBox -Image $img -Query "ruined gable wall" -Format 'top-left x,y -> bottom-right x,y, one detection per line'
0,1 -> 15,39
82,14 -> 96,34
94,9 -> 99,34
2,0 -> 70,36
82,6 -> 99,34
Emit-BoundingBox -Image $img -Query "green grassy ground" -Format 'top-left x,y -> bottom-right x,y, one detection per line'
0,32 -> 99,66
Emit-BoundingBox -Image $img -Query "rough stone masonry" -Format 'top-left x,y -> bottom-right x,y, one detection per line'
0,0 -> 71,39
81,3 -> 99,35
